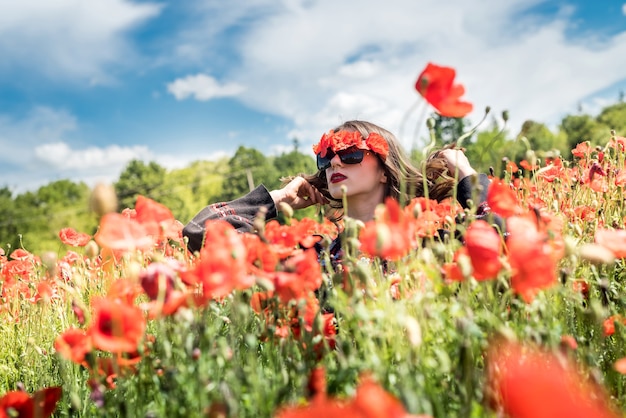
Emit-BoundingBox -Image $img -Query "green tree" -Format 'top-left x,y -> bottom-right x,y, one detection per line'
431,113 -> 471,146
0,187 -> 19,251
596,102 -> 626,138
273,145 -> 316,177
560,114 -> 608,158
9,180 -> 94,253
464,123 -> 512,176
510,120 -> 566,163
218,146 -> 280,202
115,160 -> 167,211
162,158 -> 229,222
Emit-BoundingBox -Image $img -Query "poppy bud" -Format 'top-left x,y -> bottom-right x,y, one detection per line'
502,110 -> 509,122
278,202 -> 294,219
89,183 -> 118,217
84,240 -> 99,259
427,117 -> 436,129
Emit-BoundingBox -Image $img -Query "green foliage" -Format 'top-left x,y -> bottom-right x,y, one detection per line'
430,113 -> 471,146
115,160 -> 167,211
463,123 -> 510,176
218,146 -> 280,202
597,102 -> 626,136
272,148 -> 316,178
1,180 -> 95,254
560,114 -> 608,157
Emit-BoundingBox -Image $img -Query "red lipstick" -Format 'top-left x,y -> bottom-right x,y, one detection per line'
330,173 -> 346,184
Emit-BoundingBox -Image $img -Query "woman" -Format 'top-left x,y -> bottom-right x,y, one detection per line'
183,120 -> 491,255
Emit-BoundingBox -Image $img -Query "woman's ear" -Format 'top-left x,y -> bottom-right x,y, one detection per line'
380,171 -> 388,184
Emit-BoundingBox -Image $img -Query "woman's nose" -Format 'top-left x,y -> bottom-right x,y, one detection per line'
330,153 -> 342,167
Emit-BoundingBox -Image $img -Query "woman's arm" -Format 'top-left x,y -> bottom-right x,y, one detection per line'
183,177 -> 328,253
183,185 -> 278,253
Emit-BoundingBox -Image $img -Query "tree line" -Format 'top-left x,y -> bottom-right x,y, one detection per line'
1,102 -> 625,254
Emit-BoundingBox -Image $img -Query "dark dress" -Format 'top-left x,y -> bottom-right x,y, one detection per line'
182,174 -> 494,255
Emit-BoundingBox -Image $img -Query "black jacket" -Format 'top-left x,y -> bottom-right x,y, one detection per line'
182,174 -> 494,254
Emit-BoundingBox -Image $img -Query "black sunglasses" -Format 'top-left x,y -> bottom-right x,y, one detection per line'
316,147 -> 367,171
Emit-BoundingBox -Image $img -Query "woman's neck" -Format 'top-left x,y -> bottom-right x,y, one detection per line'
345,192 -> 386,222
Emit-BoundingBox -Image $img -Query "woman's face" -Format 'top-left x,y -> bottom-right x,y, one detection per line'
324,150 -> 387,202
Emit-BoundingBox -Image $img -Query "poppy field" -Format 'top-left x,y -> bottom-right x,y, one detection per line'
2,137 -> 626,417
3,60 -> 626,418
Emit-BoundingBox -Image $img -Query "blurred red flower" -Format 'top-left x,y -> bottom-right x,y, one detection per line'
0,386 -> 62,418
465,220 -> 502,280
505,214 -> 561,302
415,62 -> 473,118
89,297 -> 146,354
276,373 -> 428,418
55,328 -> 92,364
487,179 -> 521,217
359,198 -> 413,260
134,195 -> 183,243
486,340 -> 619,418
180,220 -> 252,303
58,227 -> 92,247
95,213 -> 156,252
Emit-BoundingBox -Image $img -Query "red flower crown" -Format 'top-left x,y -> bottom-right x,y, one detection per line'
312,130 -> 390,160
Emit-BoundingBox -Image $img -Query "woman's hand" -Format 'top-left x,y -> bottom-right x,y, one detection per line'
269,177 -> 329,210
438,148 -> 477,180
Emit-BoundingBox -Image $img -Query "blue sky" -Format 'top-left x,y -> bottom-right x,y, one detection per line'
1,0 -> 626,194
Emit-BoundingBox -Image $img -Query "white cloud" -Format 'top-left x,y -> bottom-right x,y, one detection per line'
0,106 -> 154,193
33,142 -> 151,170
623,3 -> 626,15
0,0 -> 162,82
167,73 -> 246,101
176,0 -> 626,150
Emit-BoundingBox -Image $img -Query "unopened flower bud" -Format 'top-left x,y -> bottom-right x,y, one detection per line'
426,118 -> 436,129
89,183 -> 118,217
84,240 -> 99,259
502,110 -> 509,122
278,202 -> 294,219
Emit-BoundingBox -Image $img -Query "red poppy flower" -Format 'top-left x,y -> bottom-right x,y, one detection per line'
602,315 -> 626,337
134,195 -> 182,242
276,374 -> 427,418
9,249 -> 32,260
180,220 -> 251,302
94,213 -> 156,252
58,227 -> 92,247
55,328 -> 92,364
487,179 -> 521,217
415,62 -> 473,118
273,250 -> 323,302
486,340 -> 619,418
264,219 -> 322,259
89,297 -> 146,354
571,141 -> 592,159
359,198 -> 414,260
0,386 -> 62,418
464,220 -> 502,281
505,215 -> 560,302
